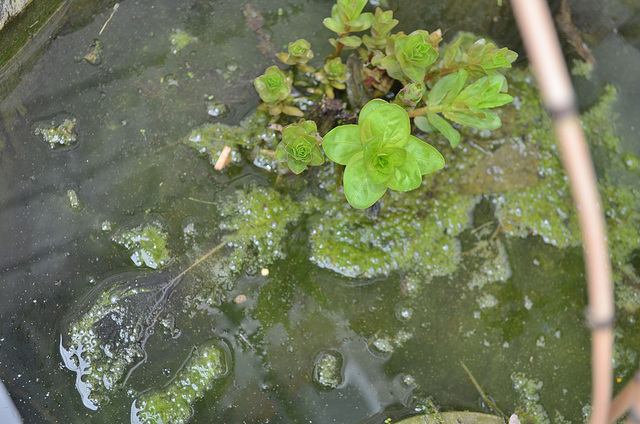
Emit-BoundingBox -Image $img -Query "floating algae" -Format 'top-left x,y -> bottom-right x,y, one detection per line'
131,340 -> 231,424
60,241 -> 229,409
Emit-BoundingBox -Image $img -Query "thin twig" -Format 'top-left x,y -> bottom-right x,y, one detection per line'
214,146 -> 232,170
99,3 -> 119,35
460,361 -> 507,419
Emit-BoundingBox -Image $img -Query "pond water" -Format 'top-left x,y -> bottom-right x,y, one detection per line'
1,0 -> 640,423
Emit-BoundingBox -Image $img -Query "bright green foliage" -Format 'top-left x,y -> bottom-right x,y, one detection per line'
323,99 -> 444,208
277,39 -> 314,72
254,66 -> 291,104
380,30 -> 441,82
275,120 -> 324,174
315,57 -> 348,98
323,0 -> 373,50
254,66 -> 302,117
415,69 -> 513,148
441,32 -> 518,79
362,7 -> 398,51
394,82 -> 425,110
325,0 -> 370,30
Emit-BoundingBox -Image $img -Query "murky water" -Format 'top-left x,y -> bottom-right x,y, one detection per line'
1,1 -> 640,423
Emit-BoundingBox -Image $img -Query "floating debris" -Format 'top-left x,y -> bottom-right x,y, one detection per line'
35,117 -> 77,149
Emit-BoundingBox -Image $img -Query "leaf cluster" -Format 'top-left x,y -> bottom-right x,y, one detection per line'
323,99 -> 444,208
275,121 -> 324,174
249,0 -> 518,209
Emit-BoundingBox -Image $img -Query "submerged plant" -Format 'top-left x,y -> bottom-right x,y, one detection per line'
254,66 -> 302,117
323,99 -> 444,208
275,120 -> 324,174
277,39 -> 314,72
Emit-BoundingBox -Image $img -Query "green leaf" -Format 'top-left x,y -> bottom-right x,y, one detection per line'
275,141 -> 287,161
444,108 -> 501,130
427,70 -> 467,106
358,99 -> 387,125
414,116 -> 437,133
360,102 -> 411,147
310,144 -> 324,166
323,17 -> 346,34
386,154 -> 422,191
288,157 -> 307,174
348,12 -> 373,31
339,35 -> 362,48
322,124 -> 363,165
343,152 -> 387,209
379,55 -> 404,81
403,135 -> 445,174
427,112 -> 461,148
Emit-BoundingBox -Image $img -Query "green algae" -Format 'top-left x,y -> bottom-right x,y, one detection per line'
34,117 -> 77,149
218,185 -> 317,273
61,273 -> 177,409
111,221 -> 171,269
132,340 -> 230,424
169,29 -> 196,53
313,350 -> 344,389
183,110 -> 277,171
510,372 -> 550,424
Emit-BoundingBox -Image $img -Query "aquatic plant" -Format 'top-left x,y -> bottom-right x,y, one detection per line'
323,99 -> 444,208
253,0 -> 517,208
275,120 -> 324,174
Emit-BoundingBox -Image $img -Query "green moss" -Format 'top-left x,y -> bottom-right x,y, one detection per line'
132,341 -> 229,424
308,170 -> 477,278
34,118 -> 77,149
0,0 -> 65,69
111,221 -> 171,269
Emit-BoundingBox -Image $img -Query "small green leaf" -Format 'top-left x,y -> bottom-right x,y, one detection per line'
386,155 -> 422,191
348,12 -> 374,31
403,135 -> 445,174
339,35 -> 362,48
414,116 -> 437,133
428,70 -> 467,106
288,157 -> 307,174
323,17 -> 346,34
322,124 -> 363,165
344,152 -> 387,209
427,112 -> 461,148
444,108 -> 501,130
360,102 -> 411,147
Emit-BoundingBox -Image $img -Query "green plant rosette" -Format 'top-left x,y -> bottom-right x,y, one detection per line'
323,99 -> 444,209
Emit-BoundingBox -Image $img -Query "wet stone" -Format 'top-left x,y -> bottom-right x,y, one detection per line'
312,350 -> 344,390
